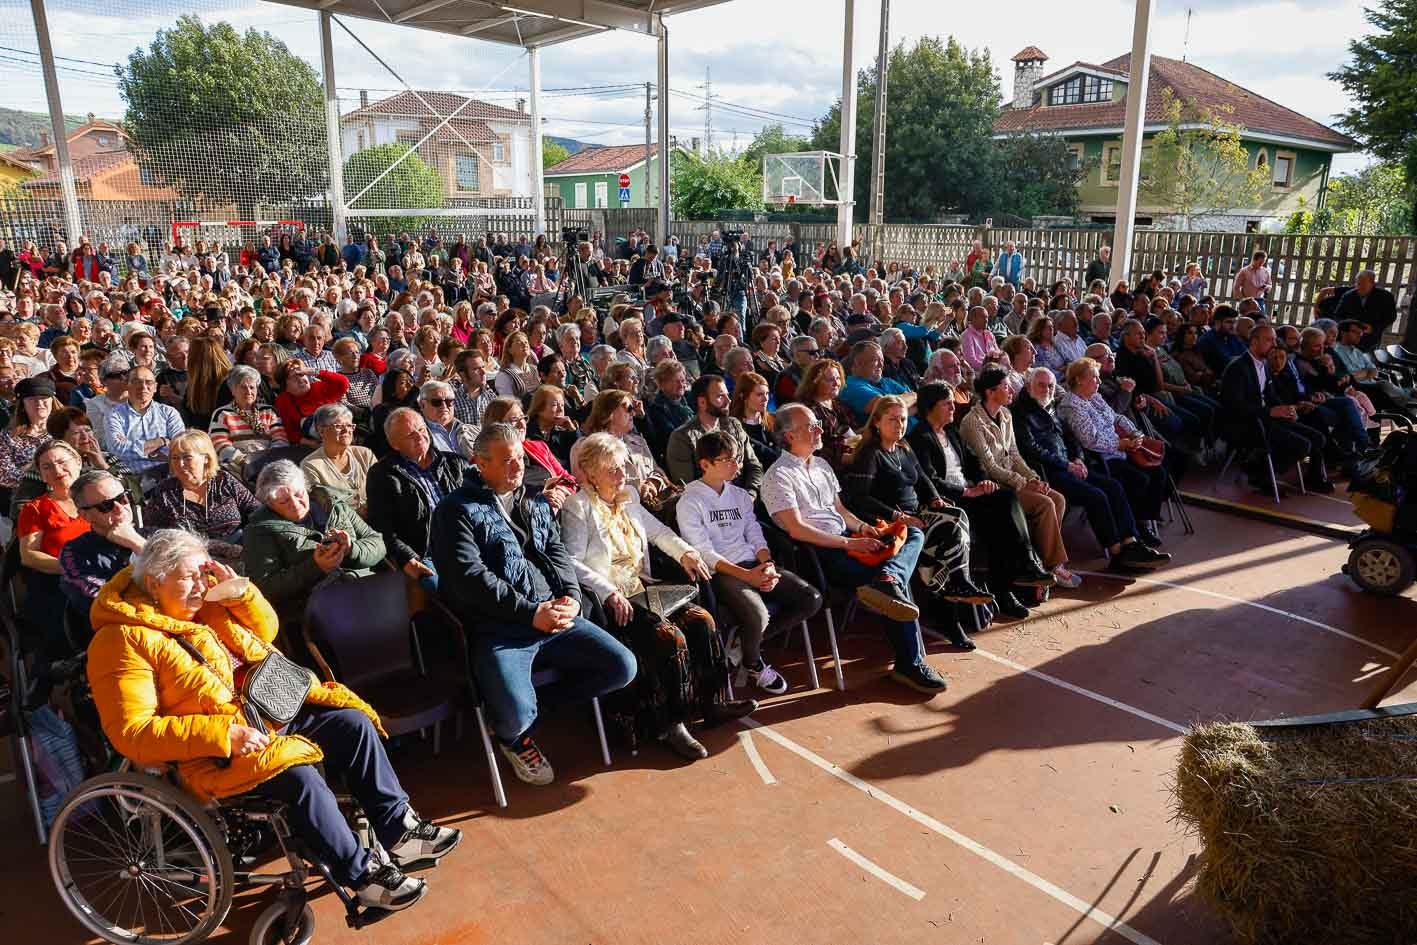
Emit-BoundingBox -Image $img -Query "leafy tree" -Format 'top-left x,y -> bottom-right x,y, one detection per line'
342,144 -> 443,234
116,16 -> 327,220
810,36 -> 1000,219
741,123 -> 811,172
1328,160 -> 1412,233
542,138 -> 570,170
1138,89 -> 1270,229
991,133 -> 1089,218
670,150 -> 762,218
1329,0 -> 1417,226
1284,161 -> 1410,235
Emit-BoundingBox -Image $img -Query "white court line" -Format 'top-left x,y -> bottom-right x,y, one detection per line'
1074,570 -> 1402,659
737,730 -> 778,785
921,629 -> 1186,735
827,837 -> 926,901
742,719 -> 1163,945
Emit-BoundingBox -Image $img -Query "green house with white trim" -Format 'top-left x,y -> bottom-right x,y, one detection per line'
993,47 -> 1357,232
544,142 -> 666,210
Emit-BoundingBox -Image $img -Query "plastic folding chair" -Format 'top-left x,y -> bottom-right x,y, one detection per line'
303,571 -> 460,754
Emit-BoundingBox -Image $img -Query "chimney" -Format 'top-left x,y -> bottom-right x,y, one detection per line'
691,136 -> 700,154
516,98 -> 526,115
86,112 -> 95,123
39,131 -> 49,147
1011,46 -> 1048,109
359,89 -> 369,108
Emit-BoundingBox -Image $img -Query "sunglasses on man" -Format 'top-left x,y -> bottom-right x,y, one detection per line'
79,492 -> 131,513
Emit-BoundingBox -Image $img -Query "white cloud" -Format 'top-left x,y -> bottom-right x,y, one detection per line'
1,0 -> 1373,168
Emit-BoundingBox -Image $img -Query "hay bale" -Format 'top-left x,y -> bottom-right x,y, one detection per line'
1175,716 -> 1417,944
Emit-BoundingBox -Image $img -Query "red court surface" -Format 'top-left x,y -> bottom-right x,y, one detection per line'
4,500 -> 1413,945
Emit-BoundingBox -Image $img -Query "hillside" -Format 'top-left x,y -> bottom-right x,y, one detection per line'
547,135 -> 590,156
0,107 -> 89,148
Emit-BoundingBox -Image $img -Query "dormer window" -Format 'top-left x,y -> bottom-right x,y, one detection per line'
1049,75 -> 1113,106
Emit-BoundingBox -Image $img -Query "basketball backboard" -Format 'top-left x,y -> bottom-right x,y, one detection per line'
763,151 -> 842,207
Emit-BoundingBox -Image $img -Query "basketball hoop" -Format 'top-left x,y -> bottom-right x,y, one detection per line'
762,151 -> 842,208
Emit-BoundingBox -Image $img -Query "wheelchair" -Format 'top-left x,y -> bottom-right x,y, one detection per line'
47,760 -> 404,945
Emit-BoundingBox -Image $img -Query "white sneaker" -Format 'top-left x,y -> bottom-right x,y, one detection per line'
747,661 -> 789,696
388,807 -> 462,867
498,735 -> 555,786
355,856 -> 427,912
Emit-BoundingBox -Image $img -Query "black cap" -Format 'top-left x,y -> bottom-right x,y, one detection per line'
15,376 -> 56,401
645,279 -> 672,297
661,311 -> 685,326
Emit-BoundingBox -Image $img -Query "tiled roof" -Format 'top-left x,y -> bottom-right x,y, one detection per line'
545,143 -> 659,175
22,149 -> 133,186
1012,46 -> 1048,62
344,90 -> 528,124
11,119 -> 126,160
994,53 -> 1355,150
420,119 -> 498,147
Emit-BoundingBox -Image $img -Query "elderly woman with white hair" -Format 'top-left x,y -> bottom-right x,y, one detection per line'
243,459 -> 386,636
87,528 -> 457,913
556,322 -> 598,407
300,402 -> 377,517
560,433 -> 753,759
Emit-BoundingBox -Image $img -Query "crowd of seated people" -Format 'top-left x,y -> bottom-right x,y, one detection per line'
5,225 -> 1413,917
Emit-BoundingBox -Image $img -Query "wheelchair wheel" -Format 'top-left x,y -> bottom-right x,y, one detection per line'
249,901 -> 315,945
1348,539 -> 1417,596
48,771 -> 234,945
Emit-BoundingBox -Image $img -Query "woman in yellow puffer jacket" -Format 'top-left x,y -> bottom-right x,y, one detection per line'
85,529 -> 460,913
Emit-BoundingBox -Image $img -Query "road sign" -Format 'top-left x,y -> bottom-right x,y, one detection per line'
618,173 -> 631,188
618,186 -> 631,205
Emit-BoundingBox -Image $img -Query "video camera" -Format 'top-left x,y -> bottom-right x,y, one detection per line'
562,226 -> 589,246
721,229 -> 745,246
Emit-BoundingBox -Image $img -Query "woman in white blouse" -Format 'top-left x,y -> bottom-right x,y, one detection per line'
560,433 -> 753,760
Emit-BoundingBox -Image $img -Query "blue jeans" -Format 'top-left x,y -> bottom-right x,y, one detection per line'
472,616 -> 637,743
816,526 -> 924,667
253,707 -> 408,887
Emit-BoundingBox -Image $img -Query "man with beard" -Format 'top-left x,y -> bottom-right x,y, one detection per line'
664,374 -> 763,495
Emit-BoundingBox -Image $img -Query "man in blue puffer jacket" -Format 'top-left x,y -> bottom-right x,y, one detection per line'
430,422 -> 636,788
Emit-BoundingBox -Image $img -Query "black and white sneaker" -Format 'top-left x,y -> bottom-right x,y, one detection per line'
498,734 -> 555,786
856,578 -> 920,622
355,857 -> 428,912
388,807 -> 462,868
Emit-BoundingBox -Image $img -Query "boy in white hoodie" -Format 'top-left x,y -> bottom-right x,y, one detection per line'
676,431 -> 823,695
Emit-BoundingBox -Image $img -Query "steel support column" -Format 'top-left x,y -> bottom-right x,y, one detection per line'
1109,0 -> 1155,287
320,11 -> 348,244
655,14 -> 670,246
836,0 -> 857,247
30,0 -> 81,244
529,46 -> 546,235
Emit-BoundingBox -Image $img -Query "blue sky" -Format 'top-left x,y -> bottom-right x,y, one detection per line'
0,0 -> 1374,175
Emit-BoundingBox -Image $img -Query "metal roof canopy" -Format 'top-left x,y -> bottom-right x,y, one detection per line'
261,0 -> 730,48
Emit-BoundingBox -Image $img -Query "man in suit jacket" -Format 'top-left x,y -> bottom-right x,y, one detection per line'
1218,324 -> 1328,492
1335,270 -> 1397,353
